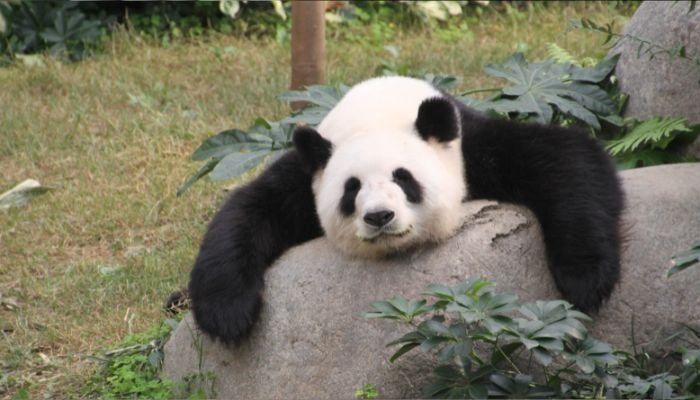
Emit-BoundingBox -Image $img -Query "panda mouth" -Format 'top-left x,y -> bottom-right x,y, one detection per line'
360,227 -> 412,243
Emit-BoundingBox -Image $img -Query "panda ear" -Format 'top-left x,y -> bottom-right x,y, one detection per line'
293,126 -> 332,171
415,97 -> 460,143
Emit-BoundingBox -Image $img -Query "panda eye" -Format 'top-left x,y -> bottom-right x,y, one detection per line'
392,168 -> 423,204
344,177 -> 361,192
340,177 -> 361,216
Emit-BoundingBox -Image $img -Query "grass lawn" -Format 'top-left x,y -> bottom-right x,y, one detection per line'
0,3 -> 631,398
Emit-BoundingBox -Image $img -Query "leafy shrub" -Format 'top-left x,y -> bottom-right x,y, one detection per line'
364,277 -> 700,399
85,319 -> 179,399
85,316 -> 216,399
354,383 -> 380,399
326,1 -> 457,37
461,52 -> 620,129
0,0 -> 109,61
180,43 -> 699,192
605,117 -> 699,169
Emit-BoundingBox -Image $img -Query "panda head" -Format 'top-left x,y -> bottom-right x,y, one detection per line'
294,95 -> 466,258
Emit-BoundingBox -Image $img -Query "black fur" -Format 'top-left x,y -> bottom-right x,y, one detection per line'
455,102 -> 624,312
415,97 -> 460,143
340,177 -> 361,216
392,167 -> 423,203
293,126 -> 332,171
187,150 -> 323,344
184,87 -> 624,344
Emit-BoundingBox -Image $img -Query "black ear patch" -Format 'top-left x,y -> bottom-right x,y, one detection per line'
293,127 -> 332,171
415,97 -> 460,143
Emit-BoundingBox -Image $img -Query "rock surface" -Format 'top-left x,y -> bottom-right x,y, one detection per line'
611,1 -> 700,123
163,163 -> 700,399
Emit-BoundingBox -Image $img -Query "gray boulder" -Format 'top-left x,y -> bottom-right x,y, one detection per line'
611,1 -> 700,123
163,163 -> 700,399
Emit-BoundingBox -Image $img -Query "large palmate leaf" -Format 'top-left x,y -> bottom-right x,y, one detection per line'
190,128 -> 267,161
209,149 -> 277,182
279,84 -> 350,126
177,119 -> 293,195
482,53 -> 617,128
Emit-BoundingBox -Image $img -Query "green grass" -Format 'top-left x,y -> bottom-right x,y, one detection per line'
0,3 -> 632,398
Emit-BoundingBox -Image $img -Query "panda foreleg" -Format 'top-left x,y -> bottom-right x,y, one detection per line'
461,117 -> 624,312
187,151 -> 323,344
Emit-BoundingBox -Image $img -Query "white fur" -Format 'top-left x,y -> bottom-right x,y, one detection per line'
318,76 -> 443,144
313,77 -> 466,258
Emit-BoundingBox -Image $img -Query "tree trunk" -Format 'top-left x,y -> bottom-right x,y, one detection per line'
290,1 -> 326,110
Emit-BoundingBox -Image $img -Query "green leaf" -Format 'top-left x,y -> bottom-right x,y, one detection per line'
668,241 -> 700,277
575,354 -> 595,374
390,342 -> 419,363
364,300 -> 403,319
613,148 -> 688,170
387,297 -> 410,314
437,343 -> 456,363
191,129 -> 266,161
209,150 -> 269,181
423,73 -> 459,90
606,117 -> 692,156
423,319 -> 451,336
652,379 -> 673,399
279,84 -> 349,126
456,277 -> 494,297
490,342 -> 522,365
433,365 -> 462,381
532,348 -> 553,366
423,284 -> 455,300
278,84 -> 349,109
468,383 -> 489,399
541,92 -> 600,128
422,381 -> 452,398
483,53 -> 616,126
563,337 -> 619,374
176,158 -> 219,196
549,83 -> 616,116
407,299 -> 429,317
570,54 -> 619,83
453,340 -> 472,358
386,331 -> 426,347
420,336 -> 449,352
546,43 -> 580,66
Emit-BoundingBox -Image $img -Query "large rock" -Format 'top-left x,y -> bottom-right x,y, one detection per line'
611,1 -> 700,123
163,163 -> 700,399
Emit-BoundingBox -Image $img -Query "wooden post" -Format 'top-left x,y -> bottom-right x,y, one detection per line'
290,0 -> 326,110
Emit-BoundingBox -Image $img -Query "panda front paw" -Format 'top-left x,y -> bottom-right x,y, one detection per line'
191,287 -> 263,345
556,273 -> 616,313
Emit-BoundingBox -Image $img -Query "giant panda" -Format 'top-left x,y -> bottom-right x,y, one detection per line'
185,76 -> 624,344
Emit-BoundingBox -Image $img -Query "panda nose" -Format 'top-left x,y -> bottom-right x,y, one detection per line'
364,210 -> 395,228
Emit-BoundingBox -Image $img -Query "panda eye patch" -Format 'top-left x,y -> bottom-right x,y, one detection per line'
340,177 -> 361,216
393,168 -> 423,203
